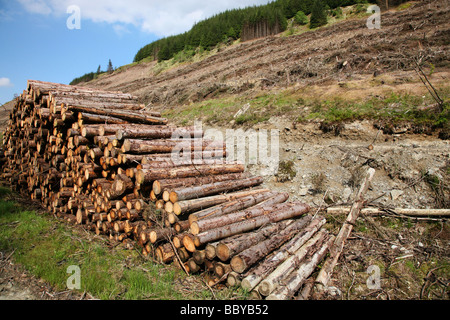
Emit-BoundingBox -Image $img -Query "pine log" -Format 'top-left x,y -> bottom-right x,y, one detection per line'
65,104 -> 167,125
136,163 -> 245,184
215,219 -> 294,262
152,173 -> 249,195
173,188 -> 270,216
169,176 -> 263,203
121,138 -> 225,154
240,216 -> 326,290
266,235 -> 335,300
327,206 -> 450,217
190,202 -> 310,251
190,192 -> 290,235
230,217 -> 315,275
116,125 -> 202,140
258,229 -> 328,296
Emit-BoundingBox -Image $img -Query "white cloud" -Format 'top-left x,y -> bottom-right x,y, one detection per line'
17,0 -> 269,37
0,78 -> 13,87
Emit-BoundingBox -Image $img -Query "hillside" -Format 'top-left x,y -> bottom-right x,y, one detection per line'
74,1 -> 449,300
82,1 -> 448,126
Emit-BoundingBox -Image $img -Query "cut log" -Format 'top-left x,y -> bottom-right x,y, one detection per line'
215,219 -> 294,262
258,229 -> 329,296
135,163 -> 245,184
169,176 -> 263,203
239,216 -> 326,290
266,235 -> 335,300
229,214 -> 312,273
65,104 -> 168,125
327,206 -> 450,217
116,125 -> 202,140
188,190 -> 284,224
190,192 -> 290,235
152,173 -> 249,195
121,138 -> 225,154
191,202 -> 310,250
173,188 -> 270,216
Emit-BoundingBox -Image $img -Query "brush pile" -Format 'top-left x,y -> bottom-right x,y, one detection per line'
1,80 -> 332,300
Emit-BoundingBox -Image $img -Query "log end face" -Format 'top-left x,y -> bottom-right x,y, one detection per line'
215,243 -> 230,262
230,256 -> 246,274
190,222 -> 200,235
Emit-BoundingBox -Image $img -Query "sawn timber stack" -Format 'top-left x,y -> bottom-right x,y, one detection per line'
1,80 -> 332,300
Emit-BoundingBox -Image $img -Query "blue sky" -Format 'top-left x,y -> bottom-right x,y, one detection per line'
0,0 -> 269,105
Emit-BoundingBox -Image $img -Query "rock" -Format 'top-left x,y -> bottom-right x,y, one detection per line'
390,189 -> 404,200
342,187 -> 352,202
299,187 -> 309,196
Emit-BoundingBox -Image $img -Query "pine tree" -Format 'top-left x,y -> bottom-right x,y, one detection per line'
96,65 -> 101,74
309,0 -> 327,29
107,59 -> 113,73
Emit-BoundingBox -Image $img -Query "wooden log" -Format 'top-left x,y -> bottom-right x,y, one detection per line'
121,138 -> 225,154
152,173 -> 249,195
190,192 -> 289,235
228,214 -> 313,274
189,202 -> 310,251
240,216 -> 326,291
173,188 -> 270,216
266,235 -> 335,300
327,206 -> 450,217
149,227 -> 175,244
188,190 -> 282,224
65,104 -> 168,125
215,219 -> 295,262
116,125 -> 202,140
258,229 -> 329,296
136,163 -> 245,184
168,176 -> 263,203
315,168 -> 375,291
156,243 -> 175,263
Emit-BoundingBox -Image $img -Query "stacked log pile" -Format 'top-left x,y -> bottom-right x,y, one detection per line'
1,80 -> 332,300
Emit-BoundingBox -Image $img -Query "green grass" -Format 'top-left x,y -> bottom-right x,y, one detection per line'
164,86 -> 449,131
0,189 -> 247,300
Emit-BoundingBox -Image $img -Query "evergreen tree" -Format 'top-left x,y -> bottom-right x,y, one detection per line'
96,65 -> 101,74
309,0 -> 327,29
107,59 -> 114,73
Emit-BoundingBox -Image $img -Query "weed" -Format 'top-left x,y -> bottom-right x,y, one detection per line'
311,172 -> 327,194
276,160 -> 297,182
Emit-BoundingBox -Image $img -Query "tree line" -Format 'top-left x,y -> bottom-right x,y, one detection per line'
70,59 -> 114,85
134,0 -> 363,63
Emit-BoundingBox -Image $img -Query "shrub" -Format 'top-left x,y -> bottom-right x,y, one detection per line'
294,11 -> 308,25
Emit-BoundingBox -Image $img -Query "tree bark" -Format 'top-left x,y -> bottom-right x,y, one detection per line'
169,176 -> 263,203
173,188 -> 270,216
266,235 -> 335,300
152,172 -> 249,195
258,229 -> 328,296
239,216 -> 326,290
121,138 -> 225,154
215,219 -> 294,262
136,163 -> 245,184
229,213 -> 312,273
